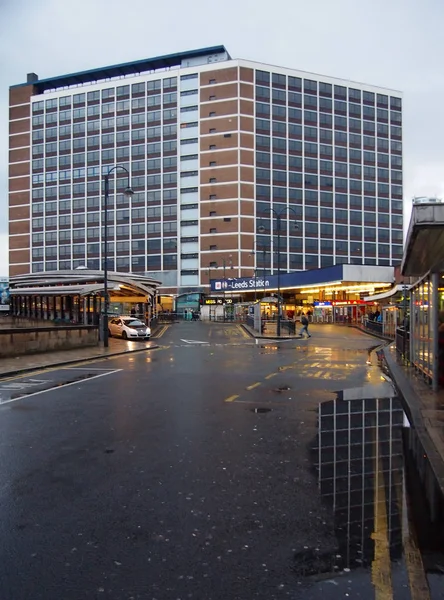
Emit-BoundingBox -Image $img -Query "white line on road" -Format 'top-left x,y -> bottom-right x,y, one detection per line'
0,369 -> 122,406
180,339 -> 210,344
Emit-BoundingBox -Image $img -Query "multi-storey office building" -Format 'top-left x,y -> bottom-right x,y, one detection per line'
9,45 -> 403,292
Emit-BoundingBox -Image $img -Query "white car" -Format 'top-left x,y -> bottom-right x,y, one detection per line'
108,317 -> 151,340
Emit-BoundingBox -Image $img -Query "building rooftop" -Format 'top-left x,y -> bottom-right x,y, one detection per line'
10,45 -> 230,93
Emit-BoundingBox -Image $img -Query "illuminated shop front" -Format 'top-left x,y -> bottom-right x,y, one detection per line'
210,264 -> 394,323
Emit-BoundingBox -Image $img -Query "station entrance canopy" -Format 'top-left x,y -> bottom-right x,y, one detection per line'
9,270 -> 161,300
401,203 -> 444,277
210,264 -> 394,295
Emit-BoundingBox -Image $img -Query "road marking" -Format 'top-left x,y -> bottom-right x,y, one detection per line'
154,325 -> 168,339
371,441 -> 394,600
246,382 -> 261,390
313,371 -> 323,378
224,394 -> 239,403
180,339 -> 210,344
0,369 -> 122,406
265,373 -> 277,379
237,325 -> 250,339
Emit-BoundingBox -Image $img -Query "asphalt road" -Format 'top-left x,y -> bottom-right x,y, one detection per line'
0,322 -> 441,599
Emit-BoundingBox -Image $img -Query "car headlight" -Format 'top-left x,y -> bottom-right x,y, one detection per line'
146,328 -> 151,335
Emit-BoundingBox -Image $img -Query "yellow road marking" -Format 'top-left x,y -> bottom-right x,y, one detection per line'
246,382 -> 261,390
371,439 -> 394,600
237,325 -> 250,339
313,370 -> 323,378
224,394 -> 239,403
265,373 -> 277,379
154,325 -> 168,339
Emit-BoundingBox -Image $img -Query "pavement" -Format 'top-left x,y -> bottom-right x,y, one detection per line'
0,327 -> 167,378
0,321 -> 443,599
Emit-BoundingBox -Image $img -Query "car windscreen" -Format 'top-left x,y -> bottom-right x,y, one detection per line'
123,319 -> 145,328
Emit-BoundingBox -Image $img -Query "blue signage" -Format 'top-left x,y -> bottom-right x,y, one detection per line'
210,264 -> 345,293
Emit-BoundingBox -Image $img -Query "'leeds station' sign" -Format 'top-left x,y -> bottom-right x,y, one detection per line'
211,277 -> 272,292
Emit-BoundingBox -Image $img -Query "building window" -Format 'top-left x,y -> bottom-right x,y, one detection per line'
209,128 -> 216,133
210,245 -> 217,251
209,95 -> 216,101
209,78 -> 216,84
209,111 -> 216,117
209,178 -> 217,183
209,211 -> 216,216
210,228 -> 217,234
209,144 -> 216,150
209,161 -> 216,167
209,194 -> 217,199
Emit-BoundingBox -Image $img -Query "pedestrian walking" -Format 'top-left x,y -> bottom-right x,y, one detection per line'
299,313 -> 311,338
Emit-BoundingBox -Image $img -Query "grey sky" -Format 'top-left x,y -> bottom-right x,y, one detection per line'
1,0 -> 443,273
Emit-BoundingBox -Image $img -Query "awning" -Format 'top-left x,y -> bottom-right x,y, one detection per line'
363,284 -> 410,302
402,203 -> 444,276
9,270 -> 161,298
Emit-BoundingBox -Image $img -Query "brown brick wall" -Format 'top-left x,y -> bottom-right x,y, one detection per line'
9,85 -> 35,107
201,217 -> 238,234
9,191 -> 30,206
241,183 -> 255,198
9,234 -> 30,250
240,116 -> 254,132
9,162 -> 30,178
240,83 -> 254,99
239,67 -> 254,83
200,166 -> 238,185
240,149 -> 254,165
9,176 -> 30,192
200,116 -> 238,136
201,149 -> 238,167
200,99 -> 238,119
241,217 -> 255,233
9,220 -> 30,235
200,200 -> 239,217
200,182 -> 238,200
9,264 -> 30,276
200,82 -> 237,103
9,118 -> 30,135
10,249 -> 30,264
10,104 -> 30,120
9,205 -> 30,221
240,99 -> 254,116
240,200 -> 255,216
10,133 -> 30,149
200,234 -> 239,251
240,133 -> 254,149
240,166 -> 254,182
200,66 -> 238,85
200,133 -> 238,152
10,147 -> 30,163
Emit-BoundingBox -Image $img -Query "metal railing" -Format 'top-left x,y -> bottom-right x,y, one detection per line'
395,327 -> 410,361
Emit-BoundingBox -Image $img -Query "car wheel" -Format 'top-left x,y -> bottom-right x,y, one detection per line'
122,331 -> 127,339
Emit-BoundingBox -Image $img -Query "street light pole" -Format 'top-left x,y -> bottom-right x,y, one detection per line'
102,165 -> 133,348
258,207 -> 298,337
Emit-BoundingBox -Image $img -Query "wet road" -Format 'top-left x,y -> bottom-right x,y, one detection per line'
0,322 -> 443,599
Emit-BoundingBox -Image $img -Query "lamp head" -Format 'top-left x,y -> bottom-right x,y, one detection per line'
258,224 -> 265,233
124,186 -> 134,198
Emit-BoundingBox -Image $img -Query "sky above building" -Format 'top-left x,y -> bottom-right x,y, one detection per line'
1,0 -> 443,276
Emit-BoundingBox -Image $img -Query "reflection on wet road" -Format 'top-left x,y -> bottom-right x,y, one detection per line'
0,322 -> 443,599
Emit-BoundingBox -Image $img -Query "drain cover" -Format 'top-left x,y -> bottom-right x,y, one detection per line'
251,407 -> 272,414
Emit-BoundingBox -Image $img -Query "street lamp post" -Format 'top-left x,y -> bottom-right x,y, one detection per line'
250,242 -> 268,304
103,165 -> 133,348
222,255 -> 232,322
258,208 -> 298,337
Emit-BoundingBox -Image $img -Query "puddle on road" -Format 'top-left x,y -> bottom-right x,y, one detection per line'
306,390 -> 444,598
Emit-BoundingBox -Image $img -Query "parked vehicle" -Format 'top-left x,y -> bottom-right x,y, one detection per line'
108,317 -> 151,340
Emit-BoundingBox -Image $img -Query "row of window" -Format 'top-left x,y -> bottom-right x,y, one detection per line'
256,120 -> 401,138
256,136 -> 402,155
32,108 -> 182,129
254,71 -> 401,107
31,77 -> 190,112
256,152 -> 402,169
255,99 -> 401,121
32,139 -> 181,158
32,123 -> 179,143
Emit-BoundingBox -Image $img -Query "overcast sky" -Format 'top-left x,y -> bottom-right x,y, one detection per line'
1,0 -> 443,276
